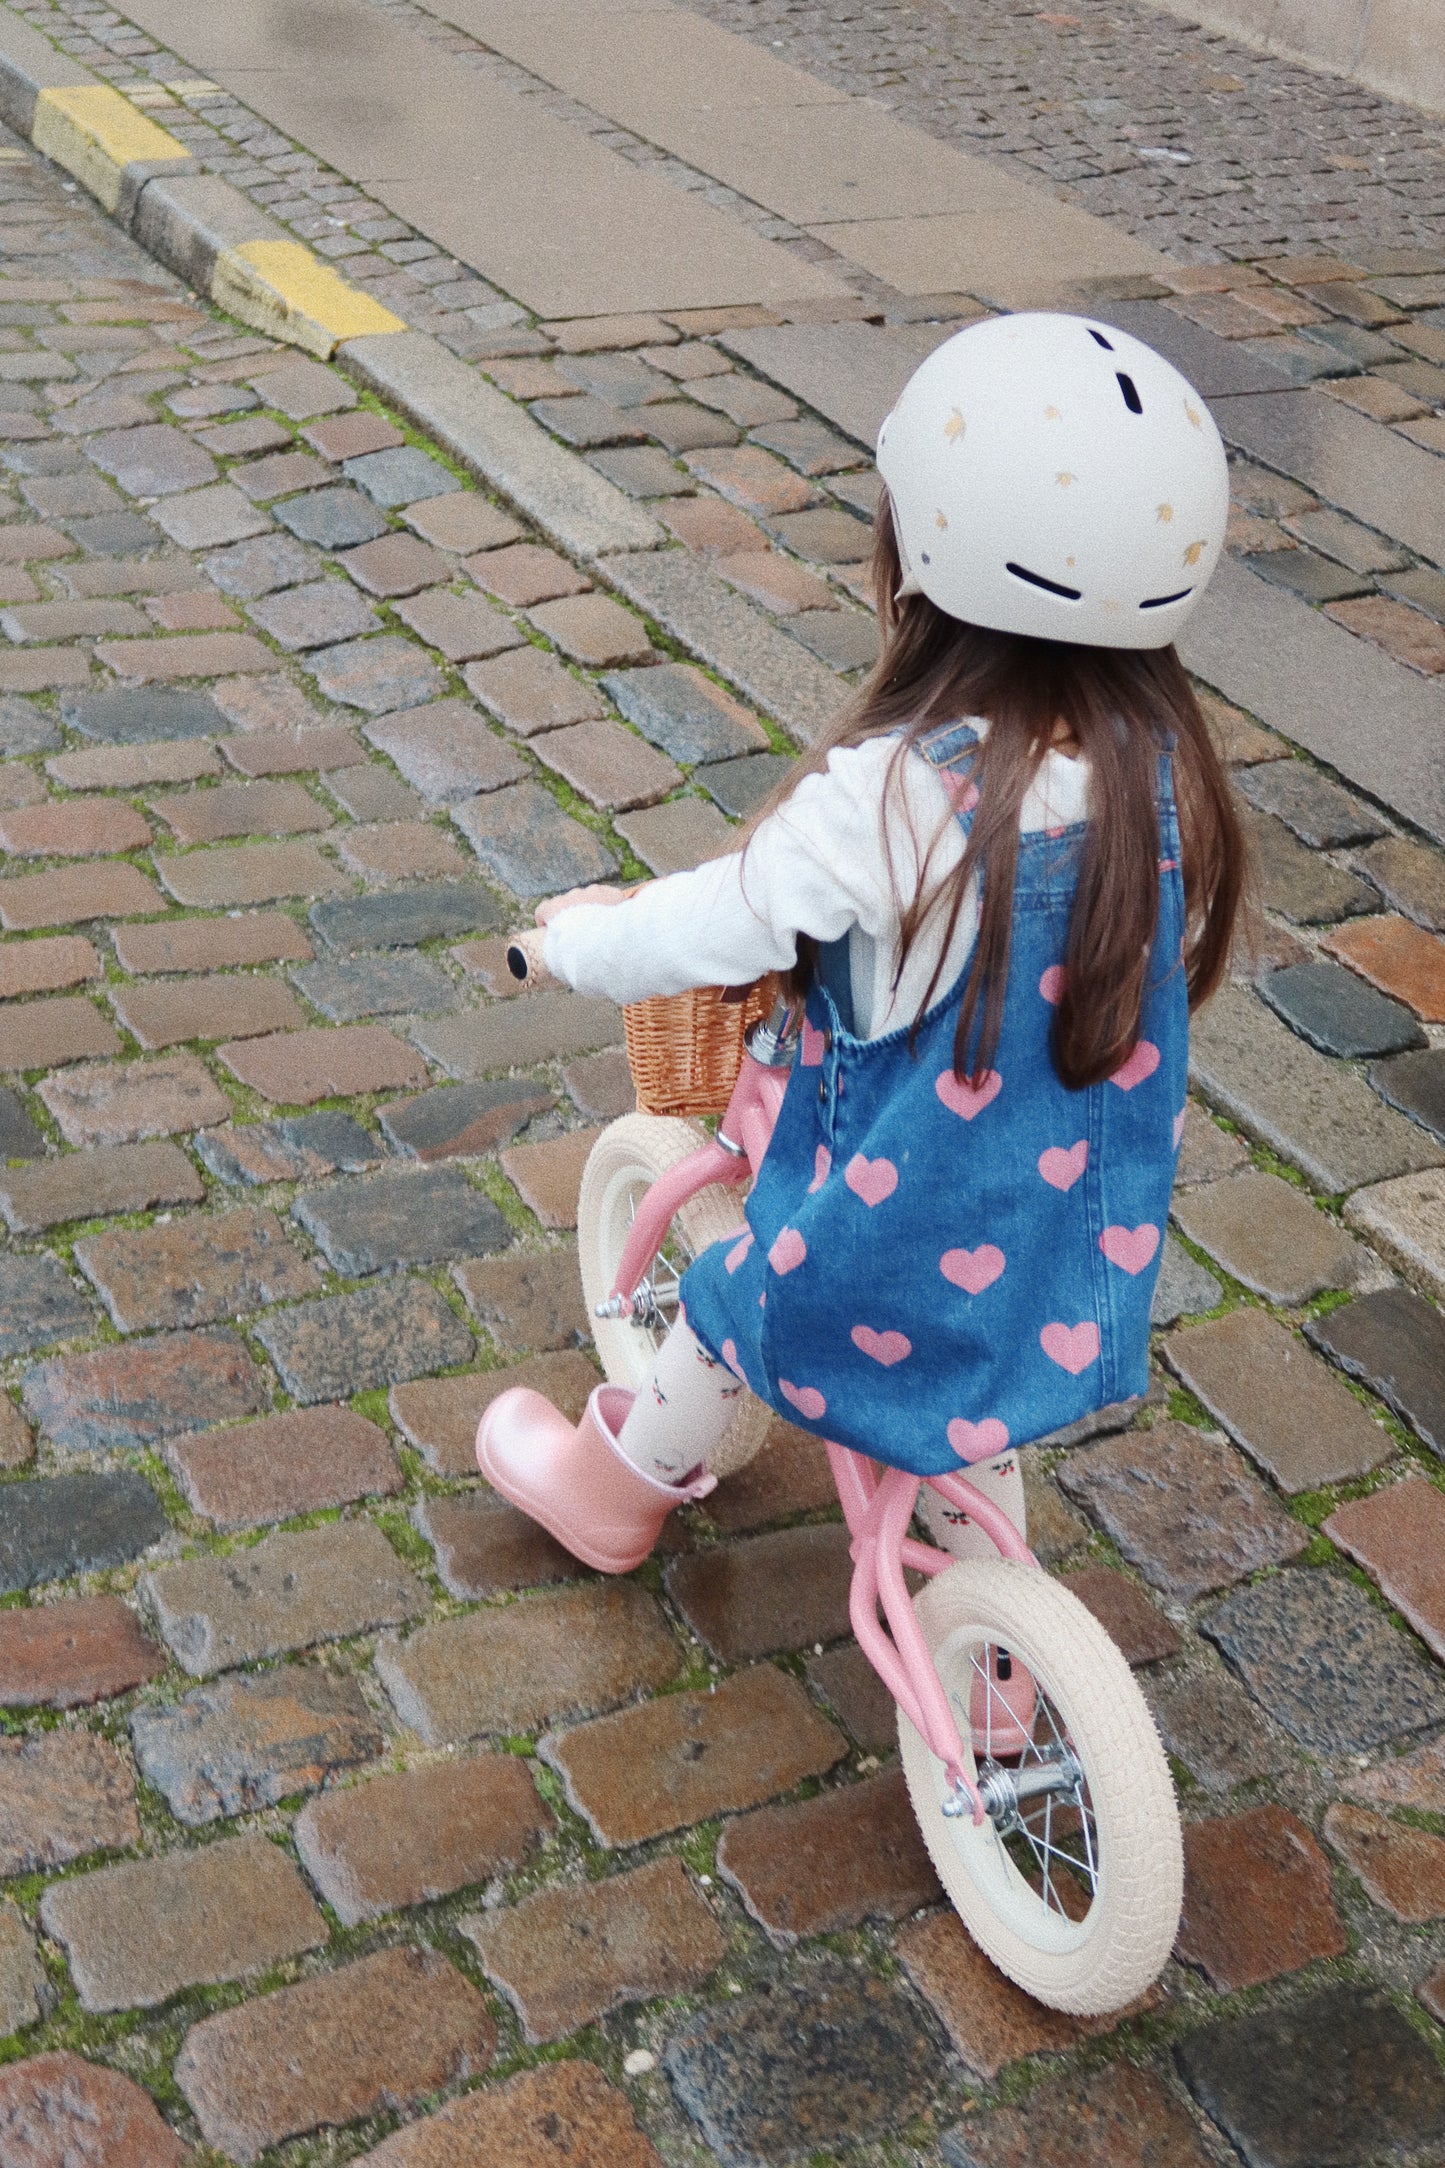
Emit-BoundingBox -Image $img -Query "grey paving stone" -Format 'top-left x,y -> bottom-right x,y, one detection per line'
381,1078 -> 555,1160
586,446 -> 692,498
1357,836 -> 1445,932
1190,982 -> 1445,1193
1149,1233 -> 1222,1325
22,1330 -> 269,1456
293,950 -> 459,1021
646,401 -> 741,453
1057,1421 -> 1306,1603
1241,546 -> 1372,604
144,1520 -> 428,1678
324,765 -> 424,824
1172,1168 -> 1372,1303
88,423 -> 215,498
0,1088 -> 44,1161
365,699 -> 527,803
1235,760 -> 1388,848
1244,810 -> 1377,925
197,1112 -> 385,1186
412,991 -> 622,1077
0,1469 -> 167,1594
1175,1986 -> 1445,2168
204,533 -> 324,598
309,635 -> 445,716
275,487 -> 389,549
310,882 -> 504,953
1300,321 -> 1402,368
664,1957 -> 938,2168
452,1246 -> 587,1350
453,781 -> 616,897
695,750 -> 794,817
1165,1307 -> 1394,1491
0,1254 -> 94,1357
255,1279 -> 474,1403
751,416 -> 864,477
1285,505 -> 1410,576
59,685 -> 226,743
1260,958 -> 1425,1058
0,696 -> 58,754
344,446 -> 460,506
531,395 -> 648,449
1306,1287 -> 1445,1457
248,579 -> 380,652
1369,1046 -> 1445,1140
293,1165 -> 511,1276
556,352 -> 671,407
1146,1662 -> 1296,1791
1202,1569 -> 1445,1754
601,662 -> 767,764
65,511 -> 164,556
418,1490 -> 581,1598
787,608 -> 881,673
130,1666 -> 385,1825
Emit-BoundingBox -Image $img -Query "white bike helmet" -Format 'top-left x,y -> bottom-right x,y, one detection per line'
876,312 -> 1228,648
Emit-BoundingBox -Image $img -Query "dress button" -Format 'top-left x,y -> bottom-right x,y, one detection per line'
818,1080 -> 827,1103
823,1029 -> 834,1052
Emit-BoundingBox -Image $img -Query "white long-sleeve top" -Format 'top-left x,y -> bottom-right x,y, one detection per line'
542,725 -> 1091,1040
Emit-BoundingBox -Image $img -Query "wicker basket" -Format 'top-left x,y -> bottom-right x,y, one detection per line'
623,976 -> 782,1118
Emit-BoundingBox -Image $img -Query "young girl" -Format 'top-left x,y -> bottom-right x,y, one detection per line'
479,312 -> 1245,1574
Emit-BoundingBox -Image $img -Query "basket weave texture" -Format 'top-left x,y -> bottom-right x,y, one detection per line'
623,977 -> 781,1117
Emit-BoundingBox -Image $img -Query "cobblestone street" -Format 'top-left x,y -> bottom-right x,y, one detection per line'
0,0 -> 1435,2163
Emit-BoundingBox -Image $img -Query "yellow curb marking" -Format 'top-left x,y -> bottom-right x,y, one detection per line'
213,239 -> 406,360
33,84 -> 191,214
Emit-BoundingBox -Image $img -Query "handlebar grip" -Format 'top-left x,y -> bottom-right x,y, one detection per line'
504,928 -> 560,990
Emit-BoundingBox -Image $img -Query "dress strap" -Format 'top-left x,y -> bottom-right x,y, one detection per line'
917,721 -> 982,830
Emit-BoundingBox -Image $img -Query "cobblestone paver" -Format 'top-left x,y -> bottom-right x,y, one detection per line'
0,37 -> 1437,2168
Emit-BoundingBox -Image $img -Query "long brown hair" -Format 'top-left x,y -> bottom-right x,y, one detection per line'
743,492 -> 1245,1091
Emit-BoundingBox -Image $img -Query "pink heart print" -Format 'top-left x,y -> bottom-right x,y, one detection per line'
851,1324 -> 912,1366
808,1145 -> 831,1194
935,1068 -> 1002,1120
1038,964 -> 1068,1005
768,1226 -> 807,1275
1040,1320 -> 1101,1374
1038,1140 -> 1088,1191
944,775 -> 980,814
720,1338 -> 747,1380
780,1379 -> 827,1421
1173,1107 -> 1187,1149
947,1417 -> 1010,1462
724,1229 -> 753,1274
1099,1223 -> 1160,1275
800,1018 -> 825,1067
844,1153 -> 898,1207
1108,1040 -> 1160,1092
939,1244 -> 1005,1294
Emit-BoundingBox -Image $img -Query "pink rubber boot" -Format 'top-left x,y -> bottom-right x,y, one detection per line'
477,1382 -> 716,1574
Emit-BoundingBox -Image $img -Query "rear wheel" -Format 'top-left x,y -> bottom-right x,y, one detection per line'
576,1114 -> 771,1478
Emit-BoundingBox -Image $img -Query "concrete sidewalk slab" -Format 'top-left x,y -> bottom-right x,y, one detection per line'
1212,388 -> 1445,571
721,322 -> 959,448
821,206 -> 1169,303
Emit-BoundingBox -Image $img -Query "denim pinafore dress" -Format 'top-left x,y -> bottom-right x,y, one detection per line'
678,720 -> 1188,1478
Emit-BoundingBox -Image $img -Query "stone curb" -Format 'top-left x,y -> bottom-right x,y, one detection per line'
0,0 -> 403,356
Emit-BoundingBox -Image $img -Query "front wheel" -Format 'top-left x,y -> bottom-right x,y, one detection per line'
898,1558 -> 1183,2015
576,1113 -> 771,1479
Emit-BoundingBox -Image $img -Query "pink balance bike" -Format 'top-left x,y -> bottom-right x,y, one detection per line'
509,943 -> 1183,2015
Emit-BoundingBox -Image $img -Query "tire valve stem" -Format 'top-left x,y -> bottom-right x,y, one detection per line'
996,1648 -> 1013,1682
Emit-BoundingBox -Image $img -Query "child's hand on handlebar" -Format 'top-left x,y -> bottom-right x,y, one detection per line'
535,884 -> 634,927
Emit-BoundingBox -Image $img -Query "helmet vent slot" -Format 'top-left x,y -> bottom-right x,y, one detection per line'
1140,587 -> 1193,609
1116,372 -> 1143,414
1088,328 -> 1115,350
1006,562 -> 1083,601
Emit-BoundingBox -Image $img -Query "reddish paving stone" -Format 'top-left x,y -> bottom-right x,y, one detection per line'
0,933 -> 99,1001
1170,1168 -> 1368,1303
150,778 -> 332,844
342,531 -> 454,598
0,1139 -> 203,1234
75,1205 -> 319,1331
0,1594 -> 163,1708
1420,1964 -> 1445,2024
464,1855 -> 725,2043
144,1521 -> 428,1677
218,1023 -> 426,1103
0,1728 -> 138,1874
616,796 -> 734,875
166,1405 -> 400,1528
232,449 -> 332,501
500,1126 -> 605,1229
40,1833 -> 327,2012
452,1247 -> 589,1353
1327,594 -> 1445,674
1164,1308 -> 1395,1492
37,1053 -> 230,1145
113,911 -> 312,973
1356,834 -> 1445,931
414,991 -> 622,1076
1057,1565 -> 1182,1664
130,1665 -> 385,1825
403,493 -> 523,553
666,1523 -> 854,1661
685,444 -> 814,516
418,1490 -> 582,1597
716,549 -> 837,614
1325,1476 -> 1445,1663
0,527 -> 75,565
719,1766 -> 940,1941
0,860 -> 160,929
1323,913 -> 1445,1020
22,1329 -> 267,1455
1343,1734 -> 1445,1813
701,1420 -> 835,1532
394,587 -> 522,663
543,1662 -> 847,1845
467,542 -> 590,607
157,841 -> 348,907
528,593 -> 653,667
465,644 -> 607,736
294,1752 -> 551,1924
176,1945 -> 494,2164
146,590 -> 239,631
660,496 -> 767,555
806,1641 -> 897,1752
334,820 -> 469,879
378,1580 -> 679,1745
945,2061 -> 1218,2168
1176,1805 -> 1345,1989
365,697 -> 527,803
0,651 -> 91,694
256,1280 -> 474,1405
534,716 -> 681,810
1324,1801 -> 1445,1921
389,1351 -> 599,1475
562,1046 -> 635,1117
379,1077 -> 554,1159
896,1911 -> 1141,2076
221,726 -> 363,775
0,798 -> 149,857
361,2059 -> 662,2168
95,633 -> 282,680
304,411 -> 403,460
450,933 -> 527,993
0,2052 -> 187,2168
0,995 -> 118,1071
111,974 -> 305,1049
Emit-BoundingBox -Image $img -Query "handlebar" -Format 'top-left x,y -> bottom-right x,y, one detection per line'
504,928 -> 561,991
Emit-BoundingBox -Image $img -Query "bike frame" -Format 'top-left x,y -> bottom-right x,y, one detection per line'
608,1030 -> 1037,1822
